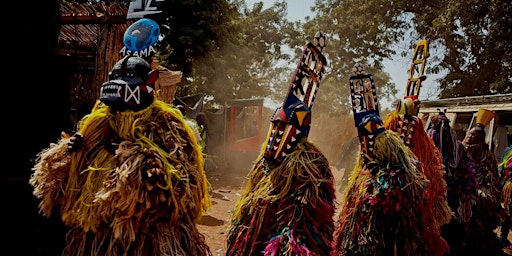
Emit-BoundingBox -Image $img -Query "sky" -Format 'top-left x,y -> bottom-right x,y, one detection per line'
245,0 -> 442,109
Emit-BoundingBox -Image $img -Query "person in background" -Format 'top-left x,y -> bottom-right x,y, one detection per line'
462,108 -> 505,255
427,110 -> 478,255
176,104 -> 204,147
195,112 -> 208,144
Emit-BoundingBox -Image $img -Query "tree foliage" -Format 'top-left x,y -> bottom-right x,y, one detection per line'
264,0 -> 397,115
311,0 -> 512,99
75,0 -> 510,109
152,0 -> 298,107
149,0 -> 402,113
421,0 -> 512,97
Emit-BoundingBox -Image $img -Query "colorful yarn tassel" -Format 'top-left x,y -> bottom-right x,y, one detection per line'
500,145 -> 512,223
226,139 -> 336,256
384,112 -> 452,255
333,130 -> 439,256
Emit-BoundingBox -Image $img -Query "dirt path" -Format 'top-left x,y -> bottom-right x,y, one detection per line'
197,170 -> 248,255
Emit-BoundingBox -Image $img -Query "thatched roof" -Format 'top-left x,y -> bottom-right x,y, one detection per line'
60,2 -> 127,24
57,2 -> 129,67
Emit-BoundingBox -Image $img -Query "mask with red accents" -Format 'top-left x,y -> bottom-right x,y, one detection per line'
262,31 -> 327,168
264,93 -> 311,167
100,56 -> 158,112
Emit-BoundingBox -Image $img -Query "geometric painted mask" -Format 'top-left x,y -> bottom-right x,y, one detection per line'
264,93 -> 312,166
349,63 -> 384,157
263,32 -> 327,168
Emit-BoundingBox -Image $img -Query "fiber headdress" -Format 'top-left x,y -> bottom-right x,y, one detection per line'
384,40 -> 453,240
226,32 -> 336,256
333,63 -> 436,255
30,19 -> 213,256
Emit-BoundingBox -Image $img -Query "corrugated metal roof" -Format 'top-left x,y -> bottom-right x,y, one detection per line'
421,102 -> 512,113
420,93 -> 512,113
421,93 -> 512,108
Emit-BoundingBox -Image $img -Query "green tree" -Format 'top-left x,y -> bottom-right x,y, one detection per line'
311,0 -> 512,100
153,0 -> 298,107
419,0 -> 512,97
301,0 -> 402,115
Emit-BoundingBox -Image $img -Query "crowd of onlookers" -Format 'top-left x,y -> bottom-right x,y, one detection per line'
427,110 -> 512,256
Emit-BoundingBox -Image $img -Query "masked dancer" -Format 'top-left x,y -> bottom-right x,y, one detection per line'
333,64 -> 435,255
226,32 -> 336,256
427,110 -> 478,255
30,19 -> 212,256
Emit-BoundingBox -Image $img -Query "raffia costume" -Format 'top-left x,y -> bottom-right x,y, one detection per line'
226,32 -> 337,256
384,111 -> 452,222
30,56 -> 212,256
333,64 -> 435,256
501,145 -> 512,215
384,105 -> 451,256
500,144 -> 512,248
226,139 -> 336,256
383,40 -> 452,255
333,123 -> 434,255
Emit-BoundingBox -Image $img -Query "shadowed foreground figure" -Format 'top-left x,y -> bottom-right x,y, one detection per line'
226,32 -> 337,256
382,39 -> 451,255
384,40 -> 452,239
30,55 -> 212,256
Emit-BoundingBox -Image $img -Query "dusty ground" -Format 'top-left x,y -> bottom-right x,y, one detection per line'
198,167 -> 512,256
197,169 -> 247,255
